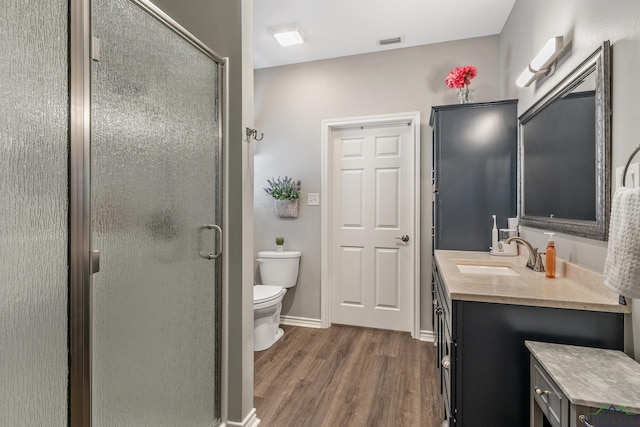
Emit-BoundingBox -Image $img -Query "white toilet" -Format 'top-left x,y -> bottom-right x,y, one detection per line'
254,250 -> 301,351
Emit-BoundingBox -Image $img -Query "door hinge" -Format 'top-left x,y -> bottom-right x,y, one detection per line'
91,37 -> 101,62
90,249 -> 100,274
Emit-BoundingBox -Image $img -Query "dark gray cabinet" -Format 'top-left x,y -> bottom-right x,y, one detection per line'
432,261 -> 624,426
430,100 -> 518,251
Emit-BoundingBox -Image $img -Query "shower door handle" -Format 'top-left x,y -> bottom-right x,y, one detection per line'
199,224 -> 222,260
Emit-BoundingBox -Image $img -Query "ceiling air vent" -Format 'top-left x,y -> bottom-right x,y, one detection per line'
378,36 -> 403,46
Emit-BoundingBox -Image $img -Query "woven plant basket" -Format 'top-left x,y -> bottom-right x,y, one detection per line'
274,199 -> 299,218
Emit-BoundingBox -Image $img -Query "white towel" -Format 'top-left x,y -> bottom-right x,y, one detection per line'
604,186 -> 640,299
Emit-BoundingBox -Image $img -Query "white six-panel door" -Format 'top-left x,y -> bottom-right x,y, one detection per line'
330,124 -> 414,331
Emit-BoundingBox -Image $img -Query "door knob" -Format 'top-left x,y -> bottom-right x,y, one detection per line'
395,235 -> 410,243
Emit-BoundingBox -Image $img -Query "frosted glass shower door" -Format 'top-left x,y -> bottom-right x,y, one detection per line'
0,1 -> 69,425
91,1 -> 222,425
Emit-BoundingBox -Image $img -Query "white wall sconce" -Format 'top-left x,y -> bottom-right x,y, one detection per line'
516,36 -> 564,87
270,24 -> 305,47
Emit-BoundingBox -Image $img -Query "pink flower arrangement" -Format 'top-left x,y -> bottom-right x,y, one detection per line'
445,65 -> 478,89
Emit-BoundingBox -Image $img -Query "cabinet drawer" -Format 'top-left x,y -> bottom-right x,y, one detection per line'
533,361 -> 567,427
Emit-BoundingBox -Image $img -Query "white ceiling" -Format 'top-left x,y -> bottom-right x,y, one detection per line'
253,0 -> 516,69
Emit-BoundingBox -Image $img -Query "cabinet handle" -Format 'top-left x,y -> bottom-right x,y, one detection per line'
442,356 -> 450,369
433,299 -> 443,315
534,387 -> 549,396
578,415 -> 594,426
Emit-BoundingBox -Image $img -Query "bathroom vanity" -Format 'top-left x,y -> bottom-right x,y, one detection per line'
432,250 -> 630,427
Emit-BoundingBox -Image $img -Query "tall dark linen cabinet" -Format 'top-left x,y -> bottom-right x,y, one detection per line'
430,100 -> 518,251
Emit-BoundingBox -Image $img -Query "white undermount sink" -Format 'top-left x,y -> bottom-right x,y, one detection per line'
456,263 -> 520,276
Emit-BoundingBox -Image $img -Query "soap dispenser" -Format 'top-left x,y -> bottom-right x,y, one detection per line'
544,232 -> 556,278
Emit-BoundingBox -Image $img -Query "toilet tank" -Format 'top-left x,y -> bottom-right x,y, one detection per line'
257,251 -> 301,288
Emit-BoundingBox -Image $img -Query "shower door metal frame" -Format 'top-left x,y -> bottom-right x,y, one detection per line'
69,0 -> 226,425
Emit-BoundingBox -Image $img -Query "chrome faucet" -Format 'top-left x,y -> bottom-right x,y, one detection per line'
505,236 -> 545,272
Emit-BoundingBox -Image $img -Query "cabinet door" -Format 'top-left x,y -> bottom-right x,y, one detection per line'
433,265 -> 455,422
532,361 -> 567,427
433,101 -> 517,251
455,301 -> 623,427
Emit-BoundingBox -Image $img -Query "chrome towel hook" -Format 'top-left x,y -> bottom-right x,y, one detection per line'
246,127 -> 263,142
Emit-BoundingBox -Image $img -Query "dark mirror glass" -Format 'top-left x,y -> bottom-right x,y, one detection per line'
523,73 -> 596,220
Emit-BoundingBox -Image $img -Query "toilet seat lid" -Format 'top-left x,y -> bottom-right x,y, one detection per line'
257,250 -> 301,259
254,285 -> 285,304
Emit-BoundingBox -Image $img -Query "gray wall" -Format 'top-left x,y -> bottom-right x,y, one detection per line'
499,0 -> 640,359
148,0 -> 256,423
255,0 -> 640,360
254,36 -> 502,331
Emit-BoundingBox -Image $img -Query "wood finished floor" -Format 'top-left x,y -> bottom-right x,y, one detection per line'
254,325 -> 442,427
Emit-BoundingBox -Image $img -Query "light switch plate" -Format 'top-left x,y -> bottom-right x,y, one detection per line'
307,193 -> 320,206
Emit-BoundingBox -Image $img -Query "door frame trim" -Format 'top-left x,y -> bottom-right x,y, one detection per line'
68,0 -> 92,424
320,112 -> 421,338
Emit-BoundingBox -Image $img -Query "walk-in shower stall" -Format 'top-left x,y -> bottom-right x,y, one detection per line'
1,0 -> 224,425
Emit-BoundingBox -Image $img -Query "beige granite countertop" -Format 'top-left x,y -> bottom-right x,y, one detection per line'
526,341 -> 640,412
434,250 -> 631,313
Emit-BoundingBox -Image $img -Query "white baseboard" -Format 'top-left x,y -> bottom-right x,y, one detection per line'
280,315 -> 322,329
281,317 -> 431,338
224,408 -> 260,427
419,330 -> 436,343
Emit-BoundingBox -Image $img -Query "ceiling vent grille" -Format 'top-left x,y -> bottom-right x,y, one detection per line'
378,36 -> 403,46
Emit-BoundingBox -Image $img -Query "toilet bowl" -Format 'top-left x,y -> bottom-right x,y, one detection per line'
253,250 -> 301,351
253,285 -> 287,351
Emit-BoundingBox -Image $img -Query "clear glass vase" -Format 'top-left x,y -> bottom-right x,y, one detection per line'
457,87 -> 474,104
